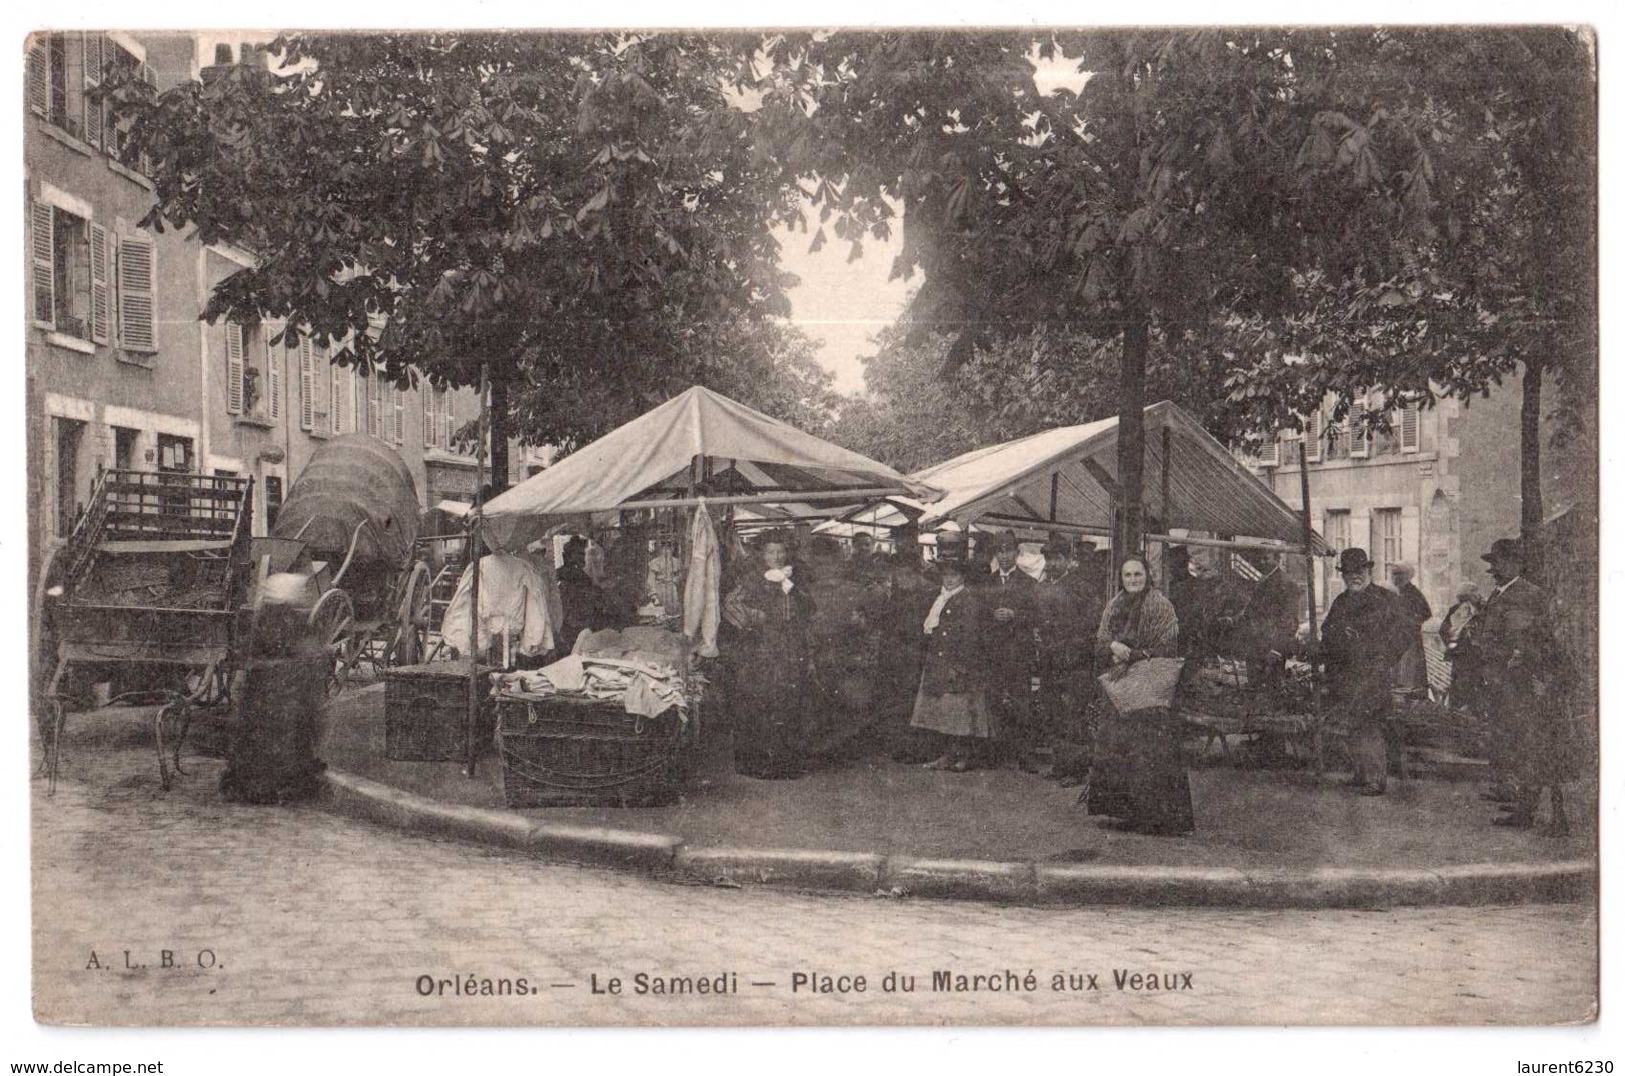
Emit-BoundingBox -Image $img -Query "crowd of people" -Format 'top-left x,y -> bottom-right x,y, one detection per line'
537,520 -> 1575,839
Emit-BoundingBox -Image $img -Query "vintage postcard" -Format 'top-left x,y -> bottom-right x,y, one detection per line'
15,14 -> 1604,1065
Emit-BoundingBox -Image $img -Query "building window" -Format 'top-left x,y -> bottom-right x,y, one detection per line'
225,321 -> 280,421
264,475 -> 284,531
1323,509 -> 1351,553
1373,508 -> 1402,582
30,200 -> 112,345
330,364 -> 346,434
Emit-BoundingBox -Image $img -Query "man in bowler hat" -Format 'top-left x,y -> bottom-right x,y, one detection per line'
1476,537 -> 1570,834
1317,547 -> 1412,794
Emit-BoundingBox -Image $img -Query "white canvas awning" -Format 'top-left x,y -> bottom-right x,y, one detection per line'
906,400 -> 1329,554
482,386 -> 939,549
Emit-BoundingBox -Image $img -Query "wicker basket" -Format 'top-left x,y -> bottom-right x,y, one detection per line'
383,663 -> 494,761
496,695 -> 685,807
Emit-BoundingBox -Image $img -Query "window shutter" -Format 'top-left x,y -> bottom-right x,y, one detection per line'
88,222 -> 110,344
1347,398 -> 1370,458
265,334 -> 281,420
28,37 -> 49,114
116,233 -> 156,351
331,365 -> 344,434
353,369 -> 365,433
81,32 -> 103,149
368,375 -> 382,437
1258,432 -> 1280,468
1303,410 -> 1321,463
437,388 -> 449,448
1399,403 -> 1420,453
423,385 -> 435,447
298,339 -> 316,430
393,380 -> 405,443
225,322 -> 245,414
30,202 -> 55,328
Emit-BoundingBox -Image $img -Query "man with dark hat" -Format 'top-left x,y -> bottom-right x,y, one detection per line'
1476,537 -> 1570,833
1317,547 -> 1412,795
981,531 -> 1040,768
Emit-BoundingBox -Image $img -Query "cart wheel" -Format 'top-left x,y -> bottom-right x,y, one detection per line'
154,701 -> 184,791
309,589 -> 359,697
31,541 -> 65,744
185,665 -> 229,708
391,562 -> 433,667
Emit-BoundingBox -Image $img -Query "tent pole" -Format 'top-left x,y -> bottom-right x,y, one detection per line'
465,361 -> 488,779
1298,434 -> 1319,651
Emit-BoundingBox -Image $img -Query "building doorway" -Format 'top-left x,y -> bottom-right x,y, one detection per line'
52,417 -> 85,539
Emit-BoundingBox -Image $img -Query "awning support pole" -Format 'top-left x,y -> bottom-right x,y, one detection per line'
1298,434 -> 1320,651
465,361 -> 488,780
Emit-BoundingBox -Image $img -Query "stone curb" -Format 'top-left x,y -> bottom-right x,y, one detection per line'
318,769 -> 1595,909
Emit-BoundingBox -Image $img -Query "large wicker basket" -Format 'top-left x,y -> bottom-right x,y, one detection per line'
496,695 -> 686,807
383,663 -> 494,761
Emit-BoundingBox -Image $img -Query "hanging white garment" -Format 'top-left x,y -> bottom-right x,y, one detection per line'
682,503 -> 722,657
440,552 -> 558,660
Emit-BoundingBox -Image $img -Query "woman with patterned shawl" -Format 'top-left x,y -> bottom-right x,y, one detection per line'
1083,556 -> 1193,835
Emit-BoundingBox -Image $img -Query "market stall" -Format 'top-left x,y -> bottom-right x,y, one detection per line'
830,401 -> 1353,768
477,386 -> 941,803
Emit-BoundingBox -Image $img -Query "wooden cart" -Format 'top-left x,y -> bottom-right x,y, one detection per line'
33,468 -> 257,791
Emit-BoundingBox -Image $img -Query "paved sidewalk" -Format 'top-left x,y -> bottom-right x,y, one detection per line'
29,727 -> 1600,1027
323,685 -> 1594,869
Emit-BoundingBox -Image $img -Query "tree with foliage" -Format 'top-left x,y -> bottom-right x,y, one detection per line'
1210,28 -> 1595,560
755,28 -> 1545,561
111,31 -> 815,487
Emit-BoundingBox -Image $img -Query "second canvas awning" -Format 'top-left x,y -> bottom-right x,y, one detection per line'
908,400 -> 1329,553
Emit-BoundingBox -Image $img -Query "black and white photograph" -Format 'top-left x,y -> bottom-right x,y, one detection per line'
10,4 -> 1612,1071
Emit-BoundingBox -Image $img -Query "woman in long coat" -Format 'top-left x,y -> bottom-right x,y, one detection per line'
723,529 -> 816,779
1084,556 -> 1193,835
910,535 -> 996,771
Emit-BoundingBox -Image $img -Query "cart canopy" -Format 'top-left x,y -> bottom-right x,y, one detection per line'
901,401 -> 1328,552
273,434 -> 421,567
482,386 -> 939,550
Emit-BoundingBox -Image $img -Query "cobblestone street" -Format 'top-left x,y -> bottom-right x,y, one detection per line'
26,732 -> 1597,1031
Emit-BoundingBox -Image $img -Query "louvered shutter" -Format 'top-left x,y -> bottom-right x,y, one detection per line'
368,375 -> 382,437
30,202 -> 55,327
1347,398 -> 1370,458
423,385 -> 435,447
88,222 -> 110,343
225,323 -> 245,414
298,339 -> 315,430
437,388 -> 449,448
265,334 -> 281,420
1258,432 -> 1280,468
28,37 -> 49,114
116,233 -> 156,351
393,380 -> 405,443
1399,403 -> 1420,453
331,365 -> 344,434
81,32 -> 103,149
1303,410 -> 1321,463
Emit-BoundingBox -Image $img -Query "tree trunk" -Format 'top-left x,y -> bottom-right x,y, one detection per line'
1113,309 -> 1149,570
1519,355 -> 1545,581
488,373 -> 511,498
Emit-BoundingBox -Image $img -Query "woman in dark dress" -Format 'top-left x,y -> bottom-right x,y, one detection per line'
722,529 -> 815,778
1084,556 -> 1193,835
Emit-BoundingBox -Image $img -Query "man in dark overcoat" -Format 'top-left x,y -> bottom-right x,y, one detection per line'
980,531 -> 1039,767
1229,551 -> 1302,695
1476,538 -> 1570,834
1318,547 -> 1412,795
